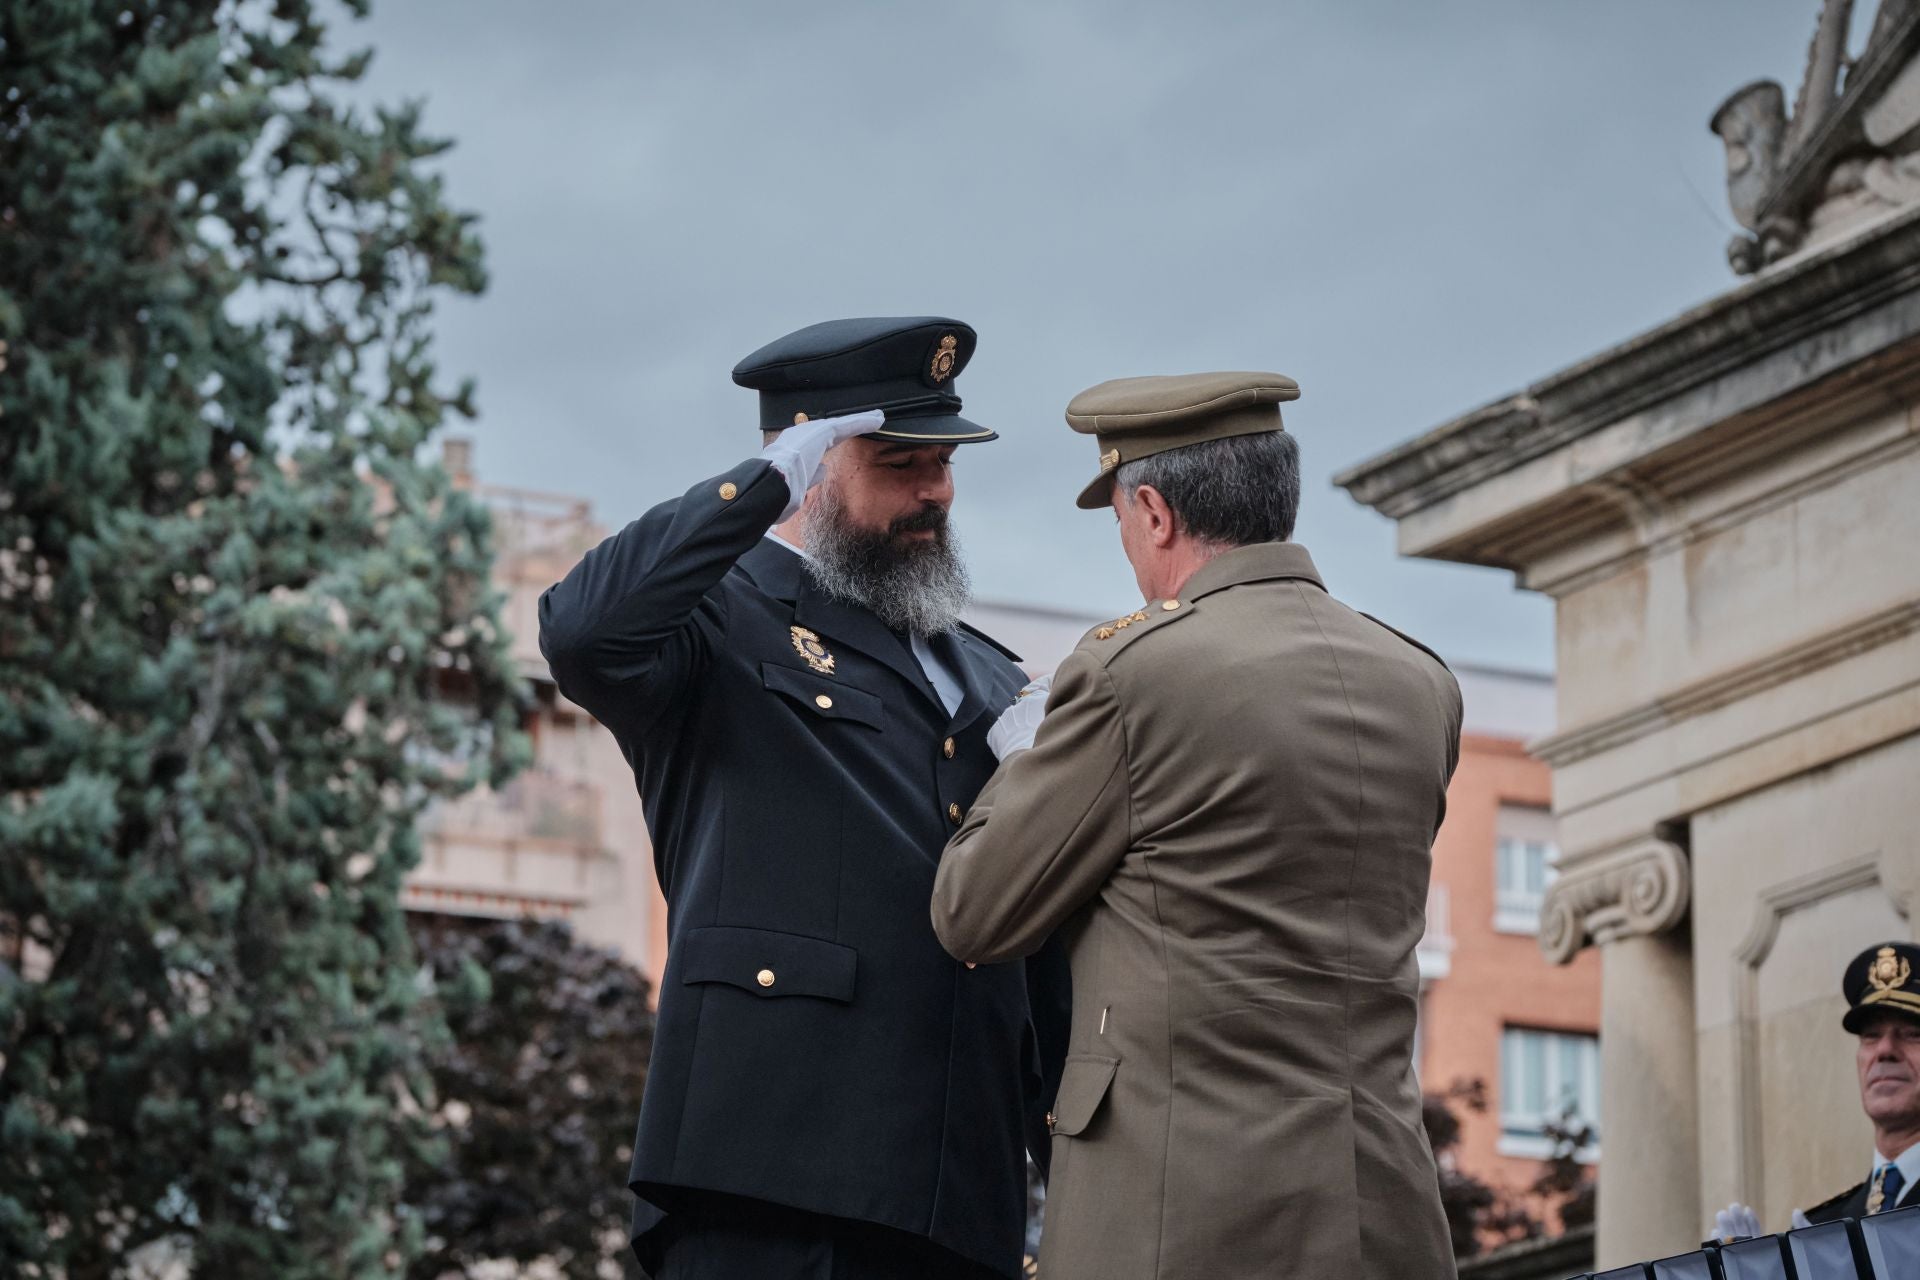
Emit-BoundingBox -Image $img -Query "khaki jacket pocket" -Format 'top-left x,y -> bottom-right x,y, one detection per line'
761,662 -> 884,730
1052,1054 -> 1119,1137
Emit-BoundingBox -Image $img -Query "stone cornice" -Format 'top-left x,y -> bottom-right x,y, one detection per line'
1539,836 -> 1691,965
1530,599 -> 1920,768
1334,204 -> 1920,524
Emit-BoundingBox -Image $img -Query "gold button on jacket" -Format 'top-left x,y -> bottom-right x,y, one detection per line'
943,737 -> 956,759
755,968 -> 775,988
718,482 -> 738,501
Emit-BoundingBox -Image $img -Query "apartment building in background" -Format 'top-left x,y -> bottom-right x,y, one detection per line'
1418,664 -> 1601,1212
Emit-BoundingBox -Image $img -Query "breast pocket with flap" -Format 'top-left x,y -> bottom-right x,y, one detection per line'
761,662 -> 885,731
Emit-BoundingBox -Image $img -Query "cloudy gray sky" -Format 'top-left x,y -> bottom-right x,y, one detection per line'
355,0 -> 1830,671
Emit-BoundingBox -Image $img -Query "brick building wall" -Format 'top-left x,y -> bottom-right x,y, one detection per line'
1420,667 -> 1602,1215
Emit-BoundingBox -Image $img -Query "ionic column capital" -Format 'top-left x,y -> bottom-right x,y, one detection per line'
1539,835 -> 1691,965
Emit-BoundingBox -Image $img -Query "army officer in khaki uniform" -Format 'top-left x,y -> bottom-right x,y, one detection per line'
932,373 -> 1461,1280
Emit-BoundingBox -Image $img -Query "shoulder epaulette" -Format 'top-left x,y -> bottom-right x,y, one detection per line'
1079,598 -> 1195,657
1804,1181 -> 1864,1223
1090,608 -> 1150,642
1360,611 -> 1450,671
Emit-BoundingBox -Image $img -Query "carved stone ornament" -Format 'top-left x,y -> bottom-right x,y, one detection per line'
1710,0 -> 1920,275
1538,836 -> 1692,965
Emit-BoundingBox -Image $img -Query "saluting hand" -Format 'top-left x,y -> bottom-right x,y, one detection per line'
760,409 -> 886,521
986,674 -> 1053,761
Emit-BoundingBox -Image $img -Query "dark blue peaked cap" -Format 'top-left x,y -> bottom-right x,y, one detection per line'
1843,940 -> 1920,1032
732,316 -> 997,443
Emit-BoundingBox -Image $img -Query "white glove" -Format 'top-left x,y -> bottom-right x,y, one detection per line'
759,410 -> 886,521
1713,1202 -> 1760,1240
1790,1208 -> 1812,1230
986,675 -> 1052,761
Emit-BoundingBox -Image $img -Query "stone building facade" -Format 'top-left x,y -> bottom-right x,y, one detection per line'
1338,2 -> 1920,1266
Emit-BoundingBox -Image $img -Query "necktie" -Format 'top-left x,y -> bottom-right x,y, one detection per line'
1869,1163 -> 1905,1214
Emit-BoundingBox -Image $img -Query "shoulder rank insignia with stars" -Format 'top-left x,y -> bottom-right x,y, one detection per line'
1094,610 -> 1150,641
790,625 -> 835,675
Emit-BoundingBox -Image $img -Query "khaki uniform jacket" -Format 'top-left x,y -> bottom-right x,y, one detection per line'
932,542 -> 1461,1280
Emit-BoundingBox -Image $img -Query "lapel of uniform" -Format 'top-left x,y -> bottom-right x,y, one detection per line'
741,537 -> 954,714
930,628 -> 1001,736
792,582 -> 942,710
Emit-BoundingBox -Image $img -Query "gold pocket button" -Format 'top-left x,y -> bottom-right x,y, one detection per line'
718,482 -> 738,500
1162,599 -> 1181,611
814,694 -> 833,709
756,968 -> 775,988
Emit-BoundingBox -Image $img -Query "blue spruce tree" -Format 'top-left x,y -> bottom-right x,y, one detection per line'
1,3 -> 524,1274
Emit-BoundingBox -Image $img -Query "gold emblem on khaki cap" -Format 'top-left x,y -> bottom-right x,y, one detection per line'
1064,370 -> 1300,510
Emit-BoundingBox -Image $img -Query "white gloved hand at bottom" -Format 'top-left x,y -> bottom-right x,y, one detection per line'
1712,1202 -> 1761,1240
759,410 -> 886,521
1790,1208 -> 1813,1231
986,674 -> 1053,761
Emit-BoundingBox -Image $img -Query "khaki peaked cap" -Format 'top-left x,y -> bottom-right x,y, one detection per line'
1065,371 -> 1300,509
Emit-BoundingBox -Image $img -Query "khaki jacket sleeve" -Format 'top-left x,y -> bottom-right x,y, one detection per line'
931,647 -> 1131,965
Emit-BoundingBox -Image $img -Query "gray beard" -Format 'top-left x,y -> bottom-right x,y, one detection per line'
802,485 -> 972,637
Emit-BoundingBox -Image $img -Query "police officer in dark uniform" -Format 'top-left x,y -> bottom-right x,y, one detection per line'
538,317 -> 1067,1280
1803,940 -> 1920,1224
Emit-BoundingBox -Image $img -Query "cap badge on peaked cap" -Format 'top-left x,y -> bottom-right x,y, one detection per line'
928,333 -> 959,385
1868,945 -> 1912,997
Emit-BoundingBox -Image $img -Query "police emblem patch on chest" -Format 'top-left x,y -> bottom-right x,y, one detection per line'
790,625 -> 836,675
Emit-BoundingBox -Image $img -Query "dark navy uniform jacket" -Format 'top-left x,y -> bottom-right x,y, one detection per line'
538,456 -> 1069,1278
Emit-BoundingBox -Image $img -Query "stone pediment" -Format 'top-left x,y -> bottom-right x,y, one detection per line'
1712,0 -> 1920,273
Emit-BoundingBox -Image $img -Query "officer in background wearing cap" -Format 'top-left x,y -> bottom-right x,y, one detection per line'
540,317 -> 1067,1280
932,373 -> 1461,1279
1802,941 -> 1920,1222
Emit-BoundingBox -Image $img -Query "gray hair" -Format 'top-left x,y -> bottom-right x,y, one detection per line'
1113,430 -> 1301,547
